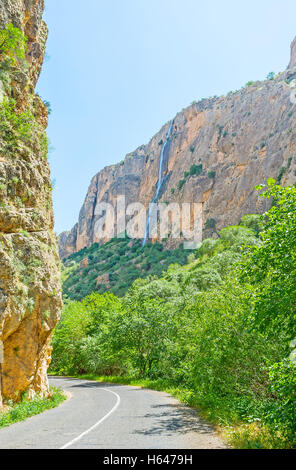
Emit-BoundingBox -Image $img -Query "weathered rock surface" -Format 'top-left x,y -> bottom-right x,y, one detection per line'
0,0 -> 62,405
96,273 -> 110,289
288,36 -> 296,70
59,37 -> 296,259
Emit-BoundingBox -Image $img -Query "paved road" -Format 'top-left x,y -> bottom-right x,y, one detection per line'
0,377 -> 226,449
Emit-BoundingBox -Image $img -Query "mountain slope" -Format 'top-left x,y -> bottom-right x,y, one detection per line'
59,37 -> 296,259
62,238 -> 193,300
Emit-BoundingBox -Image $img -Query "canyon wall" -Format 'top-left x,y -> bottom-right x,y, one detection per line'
0,0 -> 62,404
59,38 -> 296,259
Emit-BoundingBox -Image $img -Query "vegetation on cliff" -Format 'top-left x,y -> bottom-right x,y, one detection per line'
52,182 -> 296,448
0,6 -> 62,406
62,239 -> 193,299
0,23 -> 27,65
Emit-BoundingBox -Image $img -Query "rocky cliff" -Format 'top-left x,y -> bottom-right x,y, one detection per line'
0,0 -> 62,405
59,38 -> 296,259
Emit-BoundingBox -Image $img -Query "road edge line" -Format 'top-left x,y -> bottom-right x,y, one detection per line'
60,387 -> 121,449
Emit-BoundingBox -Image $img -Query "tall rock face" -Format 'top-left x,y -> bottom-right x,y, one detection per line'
0,0 -> 62,405
59,37 -> 296,259
288,36 -> 296,70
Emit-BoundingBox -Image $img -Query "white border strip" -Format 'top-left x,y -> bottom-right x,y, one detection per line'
60,388 -> 121,449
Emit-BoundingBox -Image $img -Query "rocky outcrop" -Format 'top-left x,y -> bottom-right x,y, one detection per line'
59,37 -> 296,259
0,1 -> 62,405
288,36 -> 296,70
58,224 -> 77,259
96,273 -> 110,289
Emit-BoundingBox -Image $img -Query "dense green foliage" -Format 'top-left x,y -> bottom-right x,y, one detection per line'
62,238 -> 192,299
0,23 -> 27,66
53,183 -> 296,448
0,387 -> 66,429
189,163 -> 203,176
0,24 -> 48,161
0,98 -> 35,154
243,183 -> 296,338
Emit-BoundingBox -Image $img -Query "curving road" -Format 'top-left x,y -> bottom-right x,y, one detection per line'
0,377 -> 226,449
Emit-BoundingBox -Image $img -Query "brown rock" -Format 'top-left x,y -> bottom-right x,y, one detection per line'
80,258 -> 89,269
288,36 -> 296,70
0,1 -> 61,405
96,273 -> 110,289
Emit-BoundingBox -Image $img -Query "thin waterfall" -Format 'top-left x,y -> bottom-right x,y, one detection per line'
142,120 -> 174,246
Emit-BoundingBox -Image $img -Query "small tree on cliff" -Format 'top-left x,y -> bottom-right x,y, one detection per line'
0,23 -> 27,65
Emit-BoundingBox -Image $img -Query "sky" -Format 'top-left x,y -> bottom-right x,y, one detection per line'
37,0 -> 296,234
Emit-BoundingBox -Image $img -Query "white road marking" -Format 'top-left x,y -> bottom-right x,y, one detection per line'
60,387 -> 121,449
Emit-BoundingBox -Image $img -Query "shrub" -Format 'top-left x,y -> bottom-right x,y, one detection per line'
178,179 -> 186,191
240,214 -> 264,236
184,267 -> 222,290
51,300 -> 91,374
43,100 -> 52,115
0,98 -> 35,154
267,360 -> 296,441
205,218 -> 216,229
0,23 -> 27,65
189,163 -> 203,177
242,182 -> 296,338
187,279 -> 277,401
197,238 -> 219,257
277,167 -> 286,183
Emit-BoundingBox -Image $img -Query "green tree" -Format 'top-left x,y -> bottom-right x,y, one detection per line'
84,292 -> 123,335
242,182 -> 296,338
240,214 -> 265,236
117,288 -> 178,376
189,163 -> 203,177
0,23 -> 27,65
185,277 -> 280,401
51,300 -> 91,374
0,98 -> 35,153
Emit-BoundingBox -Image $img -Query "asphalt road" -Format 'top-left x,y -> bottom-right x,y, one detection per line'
0,377 -> 226,449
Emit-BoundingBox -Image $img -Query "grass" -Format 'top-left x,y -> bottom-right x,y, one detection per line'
54,373 -> 292,449
225,422 -> 291,449
0,386 -> 66,429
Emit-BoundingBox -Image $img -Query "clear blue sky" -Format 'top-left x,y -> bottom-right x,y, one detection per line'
37,0 -> 296,234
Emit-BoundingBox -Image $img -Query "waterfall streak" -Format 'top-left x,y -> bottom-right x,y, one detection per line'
142,121 -> 174,245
